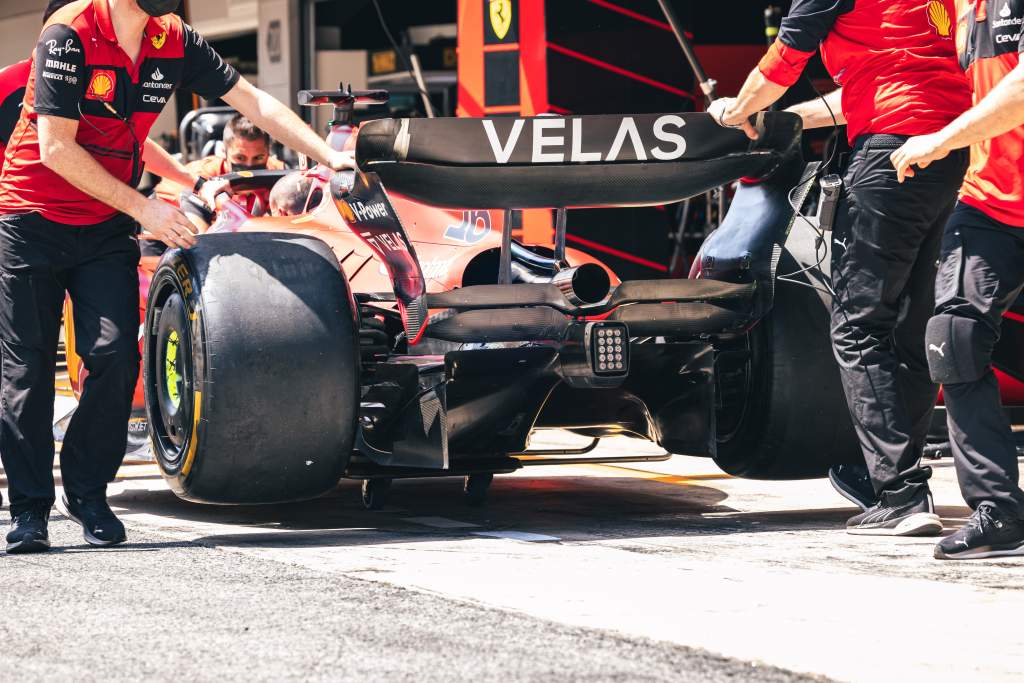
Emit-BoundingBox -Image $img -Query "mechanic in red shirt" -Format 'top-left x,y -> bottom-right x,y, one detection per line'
708,1 -> 972,536
892,0 -> 1024,559
154,114 -> 287,215
0,2 -> 223,199
0,0 -> 353,554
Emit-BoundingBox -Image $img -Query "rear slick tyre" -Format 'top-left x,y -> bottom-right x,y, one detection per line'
144,233 -> 360,504
713,227 -> 861,479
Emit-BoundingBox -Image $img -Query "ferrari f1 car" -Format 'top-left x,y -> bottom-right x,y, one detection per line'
128,89 -> 874,509
63,92 -> 608,460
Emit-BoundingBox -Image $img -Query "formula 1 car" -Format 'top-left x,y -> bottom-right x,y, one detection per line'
62,92 -> 608,461
130,89 -> 870,508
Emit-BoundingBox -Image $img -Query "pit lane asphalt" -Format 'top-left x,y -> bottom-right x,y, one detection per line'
2,431 -> 1022,682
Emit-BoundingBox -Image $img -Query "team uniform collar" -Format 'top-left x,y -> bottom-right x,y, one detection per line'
92,0 -> 168,49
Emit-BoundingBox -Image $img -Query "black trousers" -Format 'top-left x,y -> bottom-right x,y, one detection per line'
830,135 -> 968,497
929,203 -> 1024,519
0,211 -> 140,515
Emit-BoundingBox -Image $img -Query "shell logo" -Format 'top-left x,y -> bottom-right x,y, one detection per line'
927,0 -> 953,39
338,200 -> 356,223
85,69 -> 116,102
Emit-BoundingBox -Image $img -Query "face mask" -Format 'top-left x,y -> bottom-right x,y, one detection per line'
136,0 -> 180,17
231,162 -> 267,173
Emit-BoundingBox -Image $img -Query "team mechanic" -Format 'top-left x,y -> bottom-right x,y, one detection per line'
0,0 -> 226,515
892,0 -> 1024,559
0,1 -> 225,208
0,0 -> 353,554
708,0 -> 972,535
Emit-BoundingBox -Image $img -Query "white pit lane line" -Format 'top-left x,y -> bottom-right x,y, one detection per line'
472,530 -> 561,542
403,516 -> 481,529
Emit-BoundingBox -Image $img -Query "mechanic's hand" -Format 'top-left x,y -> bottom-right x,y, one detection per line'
707,98 -> 759,140
326,149 -> 357,172
199,178 -> 231,210
890,133 -> 951,183
138,197 -> 198,249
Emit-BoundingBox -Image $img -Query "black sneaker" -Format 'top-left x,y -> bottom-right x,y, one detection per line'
846,486 -> 942,536
828,464 -> 877,510
59,494 -> 126,547
934,503 -> 1024,560
6,507 -> 51,554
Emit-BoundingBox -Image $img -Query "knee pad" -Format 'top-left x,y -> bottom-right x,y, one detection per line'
925,314 -> 993,385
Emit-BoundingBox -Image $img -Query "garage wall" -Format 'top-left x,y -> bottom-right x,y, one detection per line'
189,0 -> 259,39
0,2 -> 45,67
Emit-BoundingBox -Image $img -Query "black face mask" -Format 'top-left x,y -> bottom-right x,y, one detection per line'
137,0 -> 180,17
231,162 -> 267,173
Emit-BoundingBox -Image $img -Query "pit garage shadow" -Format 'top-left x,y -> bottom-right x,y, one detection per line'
104,470 -> 861,550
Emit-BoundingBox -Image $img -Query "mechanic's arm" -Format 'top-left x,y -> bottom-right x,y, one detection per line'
38,117 -> 198,248
892,60 -> 1024,182
708,0 -> 845,139
223,77 -> 352,171
142,138 -> 195,188
179,22 -> 353,172
142,138 -> 229,207
785,88 -> 846,129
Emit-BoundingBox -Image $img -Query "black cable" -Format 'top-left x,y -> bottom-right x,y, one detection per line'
369,0 -> 433,107
774,74 -> 842,298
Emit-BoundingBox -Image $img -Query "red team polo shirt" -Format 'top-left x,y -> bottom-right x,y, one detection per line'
0,0 -> 238,225
955,0 -> 1024,227
758,0 -> 971,144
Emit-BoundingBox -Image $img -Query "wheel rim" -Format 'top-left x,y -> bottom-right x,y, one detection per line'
147,281 -> 195,471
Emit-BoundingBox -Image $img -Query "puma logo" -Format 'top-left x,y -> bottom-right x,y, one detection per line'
833,237 -> 848,252
929,342 -> 947,358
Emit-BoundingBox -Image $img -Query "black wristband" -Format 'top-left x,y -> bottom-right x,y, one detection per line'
193,176 -> 207,193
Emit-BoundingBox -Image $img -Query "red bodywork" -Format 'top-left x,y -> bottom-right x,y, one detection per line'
65,180 -> 615,416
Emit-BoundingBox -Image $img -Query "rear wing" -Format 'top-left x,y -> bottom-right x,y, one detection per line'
355,112 -> 802,209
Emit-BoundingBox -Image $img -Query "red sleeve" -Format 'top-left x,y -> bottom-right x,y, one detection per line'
758,38 -> 816,88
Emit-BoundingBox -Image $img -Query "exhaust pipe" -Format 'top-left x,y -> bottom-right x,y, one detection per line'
550,263 -> 612,306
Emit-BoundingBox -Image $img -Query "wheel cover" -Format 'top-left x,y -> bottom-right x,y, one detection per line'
147,282 -> 195,471
164,330 -> 181,410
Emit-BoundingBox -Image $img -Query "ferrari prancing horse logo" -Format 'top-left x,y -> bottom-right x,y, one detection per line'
489,0 -> 512,41
151,31 -> 167,50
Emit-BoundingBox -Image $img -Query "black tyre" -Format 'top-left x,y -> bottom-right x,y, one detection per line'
144,233 -> 360,504
713,227 -> 861,479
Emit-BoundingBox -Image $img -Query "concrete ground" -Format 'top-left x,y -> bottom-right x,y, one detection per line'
1,431 -> 1022,682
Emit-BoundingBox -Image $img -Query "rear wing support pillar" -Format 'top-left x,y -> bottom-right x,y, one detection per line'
498,207 -> 569,284
553,208 -> 568,270
499,208 -> 514,284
